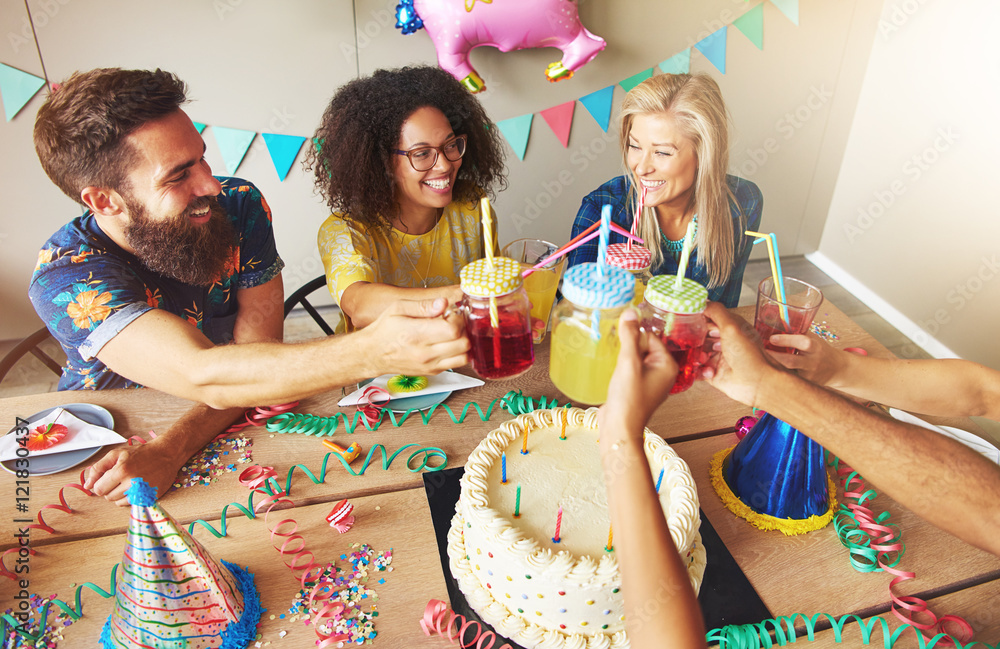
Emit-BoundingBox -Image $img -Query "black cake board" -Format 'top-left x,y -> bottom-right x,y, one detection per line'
423,468 -> 771,648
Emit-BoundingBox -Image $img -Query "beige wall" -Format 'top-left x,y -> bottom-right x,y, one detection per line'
1,0 -> 878,340
816,0 -> 1000,369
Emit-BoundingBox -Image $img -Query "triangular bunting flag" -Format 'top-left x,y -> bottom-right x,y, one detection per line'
694,26 -> 728,74
211,126 -> 256,176
620,68 -> 654,93
0,63 -> 45,122
262,133 -> 307,181
579,86 -> 614,132
659,49 -> 691,75
496,114 -> 533,161
734,4 -> 764,50
539,101 -> 575,148
192,121 -> 207,134
770,0 -> 799,26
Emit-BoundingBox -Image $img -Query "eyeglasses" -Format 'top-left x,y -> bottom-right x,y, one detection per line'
394,135 -> 467,172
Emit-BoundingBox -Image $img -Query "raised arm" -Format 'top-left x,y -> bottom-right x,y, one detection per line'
340,282 -> 464,329
599,310 -> 706,649
769,333 -> 1000,420
96,294 -> 468,409
703,303 -> 1000,557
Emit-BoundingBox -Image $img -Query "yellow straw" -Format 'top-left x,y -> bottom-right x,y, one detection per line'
673,219 -> 697,291
481,197 -> 495,273
745,230 -> 789,325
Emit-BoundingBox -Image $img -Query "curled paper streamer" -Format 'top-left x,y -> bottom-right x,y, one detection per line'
706,612 -> 991,649
223,401 -> 299,436
265,390 -> 570,436
325,499 -> 355,533
358,385 -> 391,425
828,457 -> 973,642
420,599 -> 515,649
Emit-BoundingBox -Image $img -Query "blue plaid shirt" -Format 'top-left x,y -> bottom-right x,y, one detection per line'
567,174 -> 762,308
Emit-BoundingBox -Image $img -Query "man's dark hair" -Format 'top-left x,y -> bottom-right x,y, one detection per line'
34,68 -> 188,204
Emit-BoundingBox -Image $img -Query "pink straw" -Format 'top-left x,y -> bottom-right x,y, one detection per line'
521,224 -> 645,278
628,186 -> 646,251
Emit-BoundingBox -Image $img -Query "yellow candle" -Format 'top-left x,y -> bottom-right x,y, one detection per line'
606,525 -> 614,552
559,408 -> 567,440
521,427 -> 528,455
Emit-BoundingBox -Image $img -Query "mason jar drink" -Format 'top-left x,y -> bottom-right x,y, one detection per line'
640,275 -> 708,394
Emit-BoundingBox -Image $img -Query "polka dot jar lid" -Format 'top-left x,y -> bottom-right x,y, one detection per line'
605,244 -> 652,271
645,275 -> 708,314
561,263 -> 634,309
460,257 -> 523,297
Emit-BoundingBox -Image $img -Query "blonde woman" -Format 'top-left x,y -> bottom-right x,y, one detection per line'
567,73 -> 761,307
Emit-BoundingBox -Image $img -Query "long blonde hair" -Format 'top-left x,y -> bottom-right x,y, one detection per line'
619,73 -> 738,288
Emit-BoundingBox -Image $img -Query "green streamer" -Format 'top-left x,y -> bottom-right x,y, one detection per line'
265,390 -> 570,437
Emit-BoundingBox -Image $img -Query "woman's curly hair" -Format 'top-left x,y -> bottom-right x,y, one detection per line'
307,66 -> 507,234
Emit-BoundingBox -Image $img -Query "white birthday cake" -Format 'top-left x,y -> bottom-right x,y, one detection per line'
448,407 -> 705,649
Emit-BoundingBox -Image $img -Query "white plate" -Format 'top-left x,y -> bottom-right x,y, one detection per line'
2,403 -> 115,476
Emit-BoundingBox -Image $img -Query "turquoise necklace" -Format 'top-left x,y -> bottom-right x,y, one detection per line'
660,214 -> 698,255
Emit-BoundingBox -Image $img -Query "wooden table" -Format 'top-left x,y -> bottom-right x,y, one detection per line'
2,302 -> 998,647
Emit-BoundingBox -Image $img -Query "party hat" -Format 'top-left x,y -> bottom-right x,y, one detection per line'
101,478 -> 262,649
710,413 -> 837,535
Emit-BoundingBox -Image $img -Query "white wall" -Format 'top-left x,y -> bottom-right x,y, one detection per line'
817,0 -> 1000,369
1,0 -> 879,341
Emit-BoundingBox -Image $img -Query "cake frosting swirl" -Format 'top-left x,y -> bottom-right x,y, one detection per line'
448,407 -> 706,649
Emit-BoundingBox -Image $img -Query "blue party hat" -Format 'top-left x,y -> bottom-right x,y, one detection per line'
710,413 -> 836,535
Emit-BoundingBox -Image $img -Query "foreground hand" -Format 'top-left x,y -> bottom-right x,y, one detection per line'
599,309 -> 678,439
85,438 -> 180,507
767,333 -> 845,387
700,302 -> 779,408
367,297 -> 470,376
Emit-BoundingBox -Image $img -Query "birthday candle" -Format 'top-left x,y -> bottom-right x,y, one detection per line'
514,483 -> 521,518
521,428 -> 529,455
502,452 -> 507,484
552,506 -> 563,543
655,468 -> 664,494
559,409 -> 567,440
606,525 -> 614,552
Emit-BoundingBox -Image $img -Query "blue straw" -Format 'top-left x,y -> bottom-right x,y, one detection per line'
598,204 -> 611,277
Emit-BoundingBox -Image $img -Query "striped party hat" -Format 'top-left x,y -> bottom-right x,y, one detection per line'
100,478 -> 262,649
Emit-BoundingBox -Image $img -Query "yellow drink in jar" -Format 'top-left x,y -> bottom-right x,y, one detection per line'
631,280 -> 646,306
550,316 -> 620,405
522,266 -> 560,337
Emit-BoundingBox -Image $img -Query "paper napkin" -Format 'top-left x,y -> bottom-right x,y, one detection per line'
0,407 -> 127,461
338,372 -> 484,407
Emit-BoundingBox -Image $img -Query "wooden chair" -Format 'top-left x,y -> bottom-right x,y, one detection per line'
282,275 -> 337,336
0,326 -> 64,385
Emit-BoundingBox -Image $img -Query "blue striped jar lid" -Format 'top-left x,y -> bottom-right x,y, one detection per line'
561,263 -> 635,309
645,275 -> 708,314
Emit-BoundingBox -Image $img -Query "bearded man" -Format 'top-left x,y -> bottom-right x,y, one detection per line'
29,68 -> 469,504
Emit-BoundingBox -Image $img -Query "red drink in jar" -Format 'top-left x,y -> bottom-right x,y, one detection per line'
466,311 -> 535,379
641,275 -> 709,395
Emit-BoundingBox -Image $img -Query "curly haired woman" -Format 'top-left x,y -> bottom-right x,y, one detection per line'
309,66 -> 507,330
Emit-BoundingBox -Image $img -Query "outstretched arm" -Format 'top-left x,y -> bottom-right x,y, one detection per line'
340,282 -> 464,329
703,303 -> 1000,557
769,333 -> 1000,420
599,310 -> 706,649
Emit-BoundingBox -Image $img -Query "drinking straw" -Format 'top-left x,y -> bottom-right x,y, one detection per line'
598,204 -> 611,278
745,230 -> 789,325
480,197 -> 500,330
521,224 -> 644,278
480,197 -> 495,273
628,186 -> 647,251
673,218 -> 697,290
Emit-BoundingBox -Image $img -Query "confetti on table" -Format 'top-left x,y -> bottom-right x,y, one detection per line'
3,593 -> 77,648
810,320 -> 839,343
286,543 -> 393,645
172,434 -> 253,490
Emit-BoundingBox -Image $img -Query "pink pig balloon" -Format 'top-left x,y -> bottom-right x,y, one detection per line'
395,0 -> 606,93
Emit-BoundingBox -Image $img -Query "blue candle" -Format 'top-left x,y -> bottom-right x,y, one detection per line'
502,452 -> 507,484
655,468 -> 664,493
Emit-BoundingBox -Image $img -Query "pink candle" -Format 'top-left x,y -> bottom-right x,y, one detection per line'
552,506 -> 563,543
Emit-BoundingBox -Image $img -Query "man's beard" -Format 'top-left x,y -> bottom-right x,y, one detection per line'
123,195 -> 237,287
